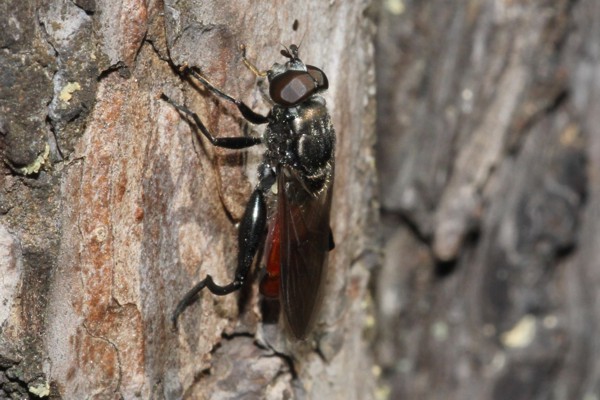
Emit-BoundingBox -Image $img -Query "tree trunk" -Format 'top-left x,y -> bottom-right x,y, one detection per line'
376,1 -> 598,399
0,0 -> 377,399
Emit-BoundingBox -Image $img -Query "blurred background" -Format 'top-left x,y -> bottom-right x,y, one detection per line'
375,1 -> 595,399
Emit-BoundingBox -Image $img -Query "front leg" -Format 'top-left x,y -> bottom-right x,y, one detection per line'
172,182 -> 270,328
184,67 -> 269,125
161,94 -> 262,149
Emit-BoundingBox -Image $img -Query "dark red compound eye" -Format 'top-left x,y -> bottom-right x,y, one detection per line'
270,70 -> 317,106
306,65 -> 328,90
269,65 -> 329,107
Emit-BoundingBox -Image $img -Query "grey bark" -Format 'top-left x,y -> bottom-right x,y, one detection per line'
0,0 -> 377,399
376,1 -> 598,399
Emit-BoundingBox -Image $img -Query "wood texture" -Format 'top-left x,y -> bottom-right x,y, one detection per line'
376,1 -> 597,399
0,0 -> 376,399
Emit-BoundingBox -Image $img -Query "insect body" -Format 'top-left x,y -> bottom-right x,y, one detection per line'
162,44 -> 335,339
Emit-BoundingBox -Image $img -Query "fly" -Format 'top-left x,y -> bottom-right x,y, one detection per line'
162,44 -> 335,339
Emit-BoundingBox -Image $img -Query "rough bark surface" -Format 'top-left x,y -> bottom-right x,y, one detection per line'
376,0 -> 598,399
0,0 -> 377,399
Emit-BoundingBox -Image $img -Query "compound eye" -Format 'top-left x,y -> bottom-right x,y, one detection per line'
306,65 -> 329,90
270,71 -> 316,106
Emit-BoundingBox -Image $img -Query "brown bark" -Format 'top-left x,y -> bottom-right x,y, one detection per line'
0,0 -> 376,399
376,0 -> 597,399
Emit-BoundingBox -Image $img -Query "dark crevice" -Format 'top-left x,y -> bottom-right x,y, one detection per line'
261,348 -> 299,381
71,0 -> 96,15
2,158 -> 42,179
132,31 -> 149,66
220,331 -> 255,341
550,0 -> 581,53
45,115 -> 64,163
97,62 -> 130,81
36,11 -> 59,59
541,88 -> 569,118
507,88 -> 570,155
381,209 -> 431,246
433,221 -> 480,278
314,343 -> 328,363
145,37 -> 169,62
182,367 -> 211,399
219,332 -> 299,385
434,259 -> 458,278
381,208 -> 475,278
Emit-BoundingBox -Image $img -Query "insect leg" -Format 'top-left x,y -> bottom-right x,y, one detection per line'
183,67 -> 269,125
161,93 -> 262,149
171,168 -> 276,328
240,44 -> 268,78
328,228 -> 335,251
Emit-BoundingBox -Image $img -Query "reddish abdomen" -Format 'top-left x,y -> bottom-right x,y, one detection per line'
260,217 -> 281,299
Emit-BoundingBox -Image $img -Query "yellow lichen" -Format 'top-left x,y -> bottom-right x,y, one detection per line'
16,143 -> 51,175
29,381 -> 50,397
59,82 -> 82,103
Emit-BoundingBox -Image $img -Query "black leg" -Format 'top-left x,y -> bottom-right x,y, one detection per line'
328,227 -> 335,251
184,67 -> 269,125
161,93 -> 262,149
172,182 -> 269,329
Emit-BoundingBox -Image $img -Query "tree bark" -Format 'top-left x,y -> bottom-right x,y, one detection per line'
0,0 -> 377,399
376,1 -> 598,399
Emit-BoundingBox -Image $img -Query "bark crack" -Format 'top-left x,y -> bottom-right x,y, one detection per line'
81,322 -> 124,397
